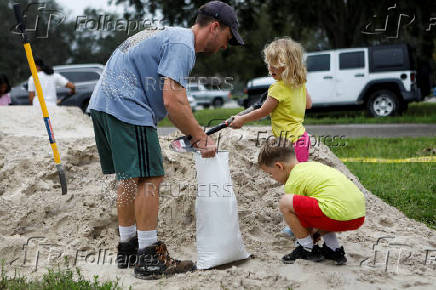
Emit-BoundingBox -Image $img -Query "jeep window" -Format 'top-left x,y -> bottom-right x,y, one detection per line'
339,51 -> 364,70
58,71 -> 100,83
373,48 -> 404,69
306,54 -> 330,72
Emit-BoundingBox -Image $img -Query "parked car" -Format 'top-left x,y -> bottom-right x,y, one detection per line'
238,76 -> 274,108
186,92 -> 197,112
10,64 -> 104,112
240,44 -> 422,117
187,82 -> 232,109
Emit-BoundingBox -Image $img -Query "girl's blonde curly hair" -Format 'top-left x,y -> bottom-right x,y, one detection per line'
263,37 -> 307,88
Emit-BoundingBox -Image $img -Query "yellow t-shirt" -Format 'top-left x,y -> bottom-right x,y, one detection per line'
268,80 -> 306,143
284,162 -> 366,221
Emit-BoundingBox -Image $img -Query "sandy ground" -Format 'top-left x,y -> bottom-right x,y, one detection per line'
0,106 -> 435,289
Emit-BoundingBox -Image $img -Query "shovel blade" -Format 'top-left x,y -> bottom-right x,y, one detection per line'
169,136 -> 196,153
56,163 -> 67,195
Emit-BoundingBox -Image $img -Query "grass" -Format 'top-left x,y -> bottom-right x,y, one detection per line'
327,137 -> 436,229
331,137 -> 436,159
158,102 -> 436,127
0,263 -> 123,290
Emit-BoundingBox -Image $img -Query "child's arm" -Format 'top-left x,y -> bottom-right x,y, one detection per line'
229,96 -> 278,129
306,89 -> 312,109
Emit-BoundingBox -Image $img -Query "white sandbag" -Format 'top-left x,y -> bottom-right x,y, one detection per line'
194,151 -> 250,269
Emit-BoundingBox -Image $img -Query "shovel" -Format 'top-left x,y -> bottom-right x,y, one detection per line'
13,4 -> 67,195
170,92 -> 267,153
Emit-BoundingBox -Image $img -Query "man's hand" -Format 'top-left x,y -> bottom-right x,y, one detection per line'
192,135 -> 216,158
66,82 -> 75,95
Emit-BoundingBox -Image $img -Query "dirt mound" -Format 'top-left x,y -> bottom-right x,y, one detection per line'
0,106 -> 435,289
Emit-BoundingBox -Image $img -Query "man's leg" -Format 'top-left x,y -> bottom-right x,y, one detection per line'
118,178 -> 137,227
134,176 -> 196,280
116,178 -> 139,268
135,176 -> 163,250
116,176 -> 163,261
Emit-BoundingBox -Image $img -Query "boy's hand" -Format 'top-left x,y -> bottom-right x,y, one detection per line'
229,116 -> 244,129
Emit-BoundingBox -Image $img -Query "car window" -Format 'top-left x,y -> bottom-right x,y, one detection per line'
189,84 -> 199,91
306,54 -> 330,72
339,51 -> 364,70
58,71 -> 100,83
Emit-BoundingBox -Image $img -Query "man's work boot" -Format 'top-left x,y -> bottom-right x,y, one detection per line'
116,235 -> 138,269
134,241 -> 196,280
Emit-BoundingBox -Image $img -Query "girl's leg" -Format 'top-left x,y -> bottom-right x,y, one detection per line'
293,131 -> 311,162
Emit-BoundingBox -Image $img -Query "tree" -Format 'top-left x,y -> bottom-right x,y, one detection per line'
2,0 -> 75,85
110,0 -> 323,89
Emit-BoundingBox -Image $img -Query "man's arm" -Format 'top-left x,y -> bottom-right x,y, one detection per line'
66,82 -> 75,95
162,77 -> 216,157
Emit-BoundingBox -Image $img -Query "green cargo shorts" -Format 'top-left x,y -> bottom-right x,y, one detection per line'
90,110 -> 164,180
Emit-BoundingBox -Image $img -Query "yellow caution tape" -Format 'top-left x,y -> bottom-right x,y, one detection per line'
340,156 -> 436,163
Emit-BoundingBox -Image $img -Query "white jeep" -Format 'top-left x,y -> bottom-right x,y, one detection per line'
242,44 -> 423,117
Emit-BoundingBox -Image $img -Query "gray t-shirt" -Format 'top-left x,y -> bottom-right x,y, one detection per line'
89,27 -> 196,127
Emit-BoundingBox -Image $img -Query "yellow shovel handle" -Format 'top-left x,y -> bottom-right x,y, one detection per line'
24,43 -> 61,164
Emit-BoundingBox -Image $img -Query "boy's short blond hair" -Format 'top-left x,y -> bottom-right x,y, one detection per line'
258,139 -> 295,167
263,37 -> 307,88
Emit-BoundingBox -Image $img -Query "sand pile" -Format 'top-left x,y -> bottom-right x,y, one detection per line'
0,106 -> 435,289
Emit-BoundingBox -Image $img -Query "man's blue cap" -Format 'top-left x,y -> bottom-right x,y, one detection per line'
198,1 -> 244,46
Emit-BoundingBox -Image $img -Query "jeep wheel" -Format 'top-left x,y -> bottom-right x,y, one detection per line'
367,90 -> 399,117
212,98 -> 224,107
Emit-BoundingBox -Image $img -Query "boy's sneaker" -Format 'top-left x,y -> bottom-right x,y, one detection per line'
282,244 -> 324,264
321,243 -> 347,265
117,235 -> 138,269
134,241 -> 196,280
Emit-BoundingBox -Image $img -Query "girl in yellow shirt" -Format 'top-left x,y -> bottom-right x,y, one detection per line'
230,37 -> 312,162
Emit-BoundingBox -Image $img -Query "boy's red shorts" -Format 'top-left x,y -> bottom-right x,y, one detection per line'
292,195 -> 365,232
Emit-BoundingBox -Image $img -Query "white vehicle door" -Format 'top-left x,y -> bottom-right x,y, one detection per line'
335,49 -> 367,103
306,53 -> 336,105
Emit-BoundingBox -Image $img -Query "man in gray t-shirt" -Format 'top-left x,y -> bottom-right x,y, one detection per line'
89,1 -> 244,280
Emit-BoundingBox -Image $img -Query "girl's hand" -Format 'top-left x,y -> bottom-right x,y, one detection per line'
229,116 -> 245,129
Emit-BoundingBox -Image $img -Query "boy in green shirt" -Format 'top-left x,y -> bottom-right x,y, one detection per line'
258,140 -> 366,265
